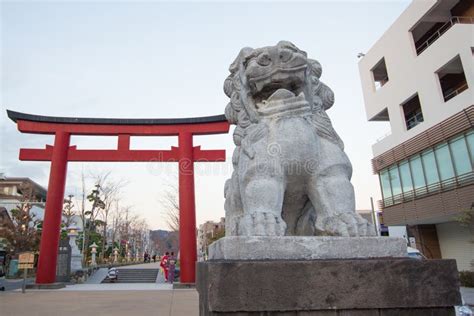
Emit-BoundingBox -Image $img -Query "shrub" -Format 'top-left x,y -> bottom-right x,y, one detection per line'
459,270 -> 474,287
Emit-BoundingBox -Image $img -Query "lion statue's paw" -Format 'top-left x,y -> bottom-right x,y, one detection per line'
238,212 -> 287,236
315,212 -> 376,237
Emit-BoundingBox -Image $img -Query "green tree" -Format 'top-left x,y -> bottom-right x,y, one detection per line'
456,205 -> 474,270
4,183 -> 42,254
81,184 -> 105,265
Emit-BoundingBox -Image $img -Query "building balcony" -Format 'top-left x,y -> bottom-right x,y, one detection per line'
415,16 -> 474,55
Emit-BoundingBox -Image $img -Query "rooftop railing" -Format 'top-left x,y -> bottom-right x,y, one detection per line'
415,16 -> 474,55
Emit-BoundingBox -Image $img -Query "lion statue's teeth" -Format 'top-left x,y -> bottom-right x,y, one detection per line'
267,89 -> 295,102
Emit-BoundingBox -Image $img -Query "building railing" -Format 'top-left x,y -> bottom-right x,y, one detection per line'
406,111 -> 424,130
444,82 -> 469,102
415,16 -> 474,55
380,171 -> 474,209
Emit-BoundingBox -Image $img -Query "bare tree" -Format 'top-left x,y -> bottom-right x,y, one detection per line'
103,203 -> 152,262
129,218 -> 149,258
160,183 -> 180,232
110,200 -> 123,249
79,169 -> 87,259
118,206 -> 138,245
92,172 -> 128,261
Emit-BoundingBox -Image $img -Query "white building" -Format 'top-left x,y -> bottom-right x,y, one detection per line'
359,0 -> 473,271
197,217 -> 225,260
0,177 -> 47,222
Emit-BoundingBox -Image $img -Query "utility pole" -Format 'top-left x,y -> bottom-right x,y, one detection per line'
370,197 -> 379,236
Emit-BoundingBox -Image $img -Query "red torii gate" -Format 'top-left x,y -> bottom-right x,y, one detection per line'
7,110 -> 229,284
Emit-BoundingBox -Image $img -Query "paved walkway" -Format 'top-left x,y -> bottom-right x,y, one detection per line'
1,289 -> 198,316
59,283 -> 173,291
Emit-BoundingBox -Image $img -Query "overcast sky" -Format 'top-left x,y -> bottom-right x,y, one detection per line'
1,0 -> 410,230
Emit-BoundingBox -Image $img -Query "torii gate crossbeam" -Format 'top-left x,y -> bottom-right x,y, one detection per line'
7,110 -> 229,285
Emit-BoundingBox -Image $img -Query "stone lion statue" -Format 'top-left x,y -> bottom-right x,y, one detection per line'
224,41 -> 375,237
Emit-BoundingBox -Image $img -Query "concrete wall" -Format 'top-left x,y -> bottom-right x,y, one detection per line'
437,221 -> 473,271
358,0 -> 474,157
388,225 -> 408,240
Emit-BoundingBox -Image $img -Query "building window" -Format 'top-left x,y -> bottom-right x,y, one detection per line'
389,166 -> 402,203
401,94 -> 424,130
421,150 -> 440,188
437,55 -> 469,102
434,143 -> 455,181
409,155 -> 427,194
466,130 -> 474,163
371,57 -> 389,90
399,161 -> 414,195
378,130 -> 474,207
449,135 -> 472,176
380,169 -> 392,204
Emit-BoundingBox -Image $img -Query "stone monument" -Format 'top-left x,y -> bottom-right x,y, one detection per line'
197,41 -> 461,315
67,226 -> 82,272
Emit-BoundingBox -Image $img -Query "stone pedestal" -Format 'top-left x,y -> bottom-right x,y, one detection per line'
26,283 -> 66,290
68,228 -> 82,272
209,236 -> 407,260
197,237 -> 462,315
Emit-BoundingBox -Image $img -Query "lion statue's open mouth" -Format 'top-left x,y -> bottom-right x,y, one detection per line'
243,42 -> 308,108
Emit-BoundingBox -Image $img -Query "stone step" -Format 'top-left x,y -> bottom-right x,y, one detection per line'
101,268 -> 159,283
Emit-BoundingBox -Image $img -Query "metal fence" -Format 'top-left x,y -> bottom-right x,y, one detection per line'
416,16 -> 474,55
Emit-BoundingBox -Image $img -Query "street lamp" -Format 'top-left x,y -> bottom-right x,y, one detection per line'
67,225 -> 78,236
89,243 -> 98,267
113,247 -> 119,263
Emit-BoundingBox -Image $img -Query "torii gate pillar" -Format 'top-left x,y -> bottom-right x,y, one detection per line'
36,131 -> 71,284
178,132 -> 197,283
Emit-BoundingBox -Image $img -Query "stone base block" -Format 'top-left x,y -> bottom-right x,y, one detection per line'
173,282 -> 195,289
26,282 -> 66,290
197,259 -> 461,315
209,236 -> 407,260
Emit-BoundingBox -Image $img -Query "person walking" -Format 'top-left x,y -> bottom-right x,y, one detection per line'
168,252 -> 176,284
160,252 -> 169,282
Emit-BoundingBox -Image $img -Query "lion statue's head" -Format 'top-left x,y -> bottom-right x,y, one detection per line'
224,41 -> 335,146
